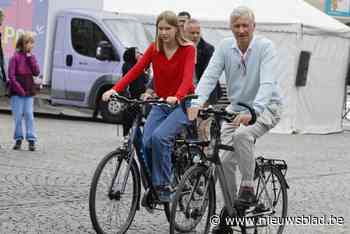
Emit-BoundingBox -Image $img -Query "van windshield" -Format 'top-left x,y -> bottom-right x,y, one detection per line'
104,19 -> 151,52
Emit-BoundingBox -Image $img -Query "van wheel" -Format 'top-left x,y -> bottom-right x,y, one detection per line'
99,99 -> 124,123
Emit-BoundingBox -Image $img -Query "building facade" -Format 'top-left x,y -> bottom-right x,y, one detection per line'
306,0 -> 350,25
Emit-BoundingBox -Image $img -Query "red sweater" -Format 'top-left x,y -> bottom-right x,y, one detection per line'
113,43 -> 195,100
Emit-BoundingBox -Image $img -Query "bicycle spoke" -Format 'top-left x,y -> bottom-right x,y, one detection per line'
170,165 -> 215,234
252,166 -> 287,234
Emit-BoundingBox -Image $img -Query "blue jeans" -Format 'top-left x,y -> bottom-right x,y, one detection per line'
142,105 -> 189,187
10,95 -> 37,142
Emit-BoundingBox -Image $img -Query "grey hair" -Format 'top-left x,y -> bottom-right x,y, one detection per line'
230,6 -> 255,24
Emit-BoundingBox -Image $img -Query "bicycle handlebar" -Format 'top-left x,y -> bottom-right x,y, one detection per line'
199,102 -> 257,125
237,102 -> 257,125
110,93 -> 198,108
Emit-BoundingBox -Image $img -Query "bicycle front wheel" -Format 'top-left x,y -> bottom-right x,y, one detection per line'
170,164 -> 216,234
253,165 -> 288,234
89,150 -> 141,234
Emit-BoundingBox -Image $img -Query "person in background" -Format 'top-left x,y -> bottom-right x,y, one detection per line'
102,11 -> 195,203
0,9 -> 6,150
8,33 -> 40,151
177,11 -> 191,35
184,18 -> 222,105
123,47 -> 148,99
187,6 -> 283,233
0,9 -> 6,85
184,18 -> 222,142
120,47 -> 148,160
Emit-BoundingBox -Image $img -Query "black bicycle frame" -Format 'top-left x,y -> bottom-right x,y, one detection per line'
110,94 -> 198,195
199,103 -> 257,217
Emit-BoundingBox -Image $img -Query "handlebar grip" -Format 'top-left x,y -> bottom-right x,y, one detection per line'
110,93 -> 134,103
182,94 -> 198,102
237,102 -> 257,125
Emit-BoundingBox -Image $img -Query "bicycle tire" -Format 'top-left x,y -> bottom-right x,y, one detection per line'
253,165 -> 288,234
170,164 -> 216,234
89,150 -> 141,234
168,145 -> 206,224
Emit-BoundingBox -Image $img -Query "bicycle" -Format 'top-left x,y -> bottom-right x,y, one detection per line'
170,104 -> 289,234
89,93 -> 204,234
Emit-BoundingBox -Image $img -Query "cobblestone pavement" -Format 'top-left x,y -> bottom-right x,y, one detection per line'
0,114 -> 350,233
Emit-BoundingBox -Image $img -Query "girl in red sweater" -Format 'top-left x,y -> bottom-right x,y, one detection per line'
102,10 -> 195,202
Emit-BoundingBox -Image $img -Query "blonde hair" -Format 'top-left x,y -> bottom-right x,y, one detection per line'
16,32 -> 35,52
155,11 -> 191,52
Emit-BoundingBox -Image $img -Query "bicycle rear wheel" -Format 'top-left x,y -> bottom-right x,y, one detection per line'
251,165 -> 288,234
170,164 -> 216,234
169,145 -> 206,223
89,150 -> 141,234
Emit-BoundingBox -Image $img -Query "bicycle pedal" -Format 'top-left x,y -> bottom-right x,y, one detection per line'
190,207 -> 203,219
248,209 -> 273,218
254,203 -> 269,212
235,199 -> 258,209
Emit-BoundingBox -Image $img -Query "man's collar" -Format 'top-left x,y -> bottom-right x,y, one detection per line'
231,36 -> 256,55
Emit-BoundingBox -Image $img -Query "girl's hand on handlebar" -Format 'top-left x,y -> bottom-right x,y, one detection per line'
102,89 -> 117,102
141,89 -> 157,101
141,92 -> 153,101
166,96 -> 178,105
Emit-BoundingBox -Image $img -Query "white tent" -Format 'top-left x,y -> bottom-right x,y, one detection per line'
104,0 -> 350,134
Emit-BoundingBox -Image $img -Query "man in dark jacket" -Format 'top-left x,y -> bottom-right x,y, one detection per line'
184,19 -> 221,105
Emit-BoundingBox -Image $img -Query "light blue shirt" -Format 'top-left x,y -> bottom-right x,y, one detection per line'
192,35 -> 282,114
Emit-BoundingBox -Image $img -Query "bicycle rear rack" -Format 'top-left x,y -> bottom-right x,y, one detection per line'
256,156 -> 289,189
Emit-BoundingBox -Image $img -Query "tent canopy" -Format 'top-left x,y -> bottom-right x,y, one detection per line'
104,0 -> 350,33
103,0 -> 350,134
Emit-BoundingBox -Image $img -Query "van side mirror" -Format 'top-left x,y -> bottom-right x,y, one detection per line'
96,41 -> 119,61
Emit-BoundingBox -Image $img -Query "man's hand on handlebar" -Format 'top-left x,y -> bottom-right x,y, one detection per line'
231,113 -> 252,127
102,89 -> 117,102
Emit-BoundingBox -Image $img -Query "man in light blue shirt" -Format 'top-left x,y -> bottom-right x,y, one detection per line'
188,6 -> 283,231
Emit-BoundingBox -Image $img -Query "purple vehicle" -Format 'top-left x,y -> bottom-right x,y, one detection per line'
0,0 -> 150,122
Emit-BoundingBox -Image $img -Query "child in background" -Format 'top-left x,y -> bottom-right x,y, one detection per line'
8,32 -> 40,151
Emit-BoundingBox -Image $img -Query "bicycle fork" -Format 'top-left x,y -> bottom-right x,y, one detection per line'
109,150 -> 135,200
